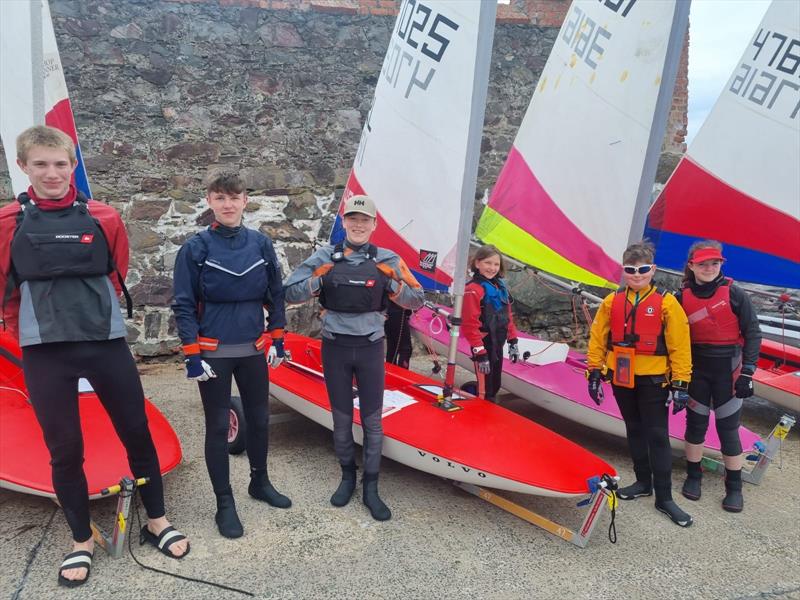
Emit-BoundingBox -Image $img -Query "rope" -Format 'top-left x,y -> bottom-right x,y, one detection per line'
131,495 -> 255,597
607,491 -> 618,544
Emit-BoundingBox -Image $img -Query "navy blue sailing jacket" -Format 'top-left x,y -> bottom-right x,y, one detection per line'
172,225 -> 286,352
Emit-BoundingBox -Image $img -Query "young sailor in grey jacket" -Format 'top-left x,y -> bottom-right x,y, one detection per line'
284,194 -> 424,520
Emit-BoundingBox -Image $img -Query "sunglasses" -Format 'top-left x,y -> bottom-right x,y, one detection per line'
622,264 -> 654,275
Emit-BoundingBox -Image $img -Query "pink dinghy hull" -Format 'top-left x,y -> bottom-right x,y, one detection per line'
411,306 -> 762,457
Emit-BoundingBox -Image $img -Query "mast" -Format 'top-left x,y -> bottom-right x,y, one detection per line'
438,0 -> 497,410
30,0 -> 45,125
625,0 -> 691,249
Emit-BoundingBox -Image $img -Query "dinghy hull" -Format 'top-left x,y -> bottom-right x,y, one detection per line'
755,339 -> 800,413
411,306 -> 763,457
0,333 -> 182,500
268,334 -> 616,498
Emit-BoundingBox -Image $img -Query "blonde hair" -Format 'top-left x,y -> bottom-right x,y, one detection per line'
16,125 -> 76,164
469,244 -> 505,277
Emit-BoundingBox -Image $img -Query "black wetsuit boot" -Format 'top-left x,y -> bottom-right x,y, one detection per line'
654,483 -> 693,528
331,462 -> 358,507
722,468 -> 744,513
362,473 -> 391,521
682,460 -> 703,500
248,467 -> 292,508
617,479 -> 653,500
215,490 -> 244,538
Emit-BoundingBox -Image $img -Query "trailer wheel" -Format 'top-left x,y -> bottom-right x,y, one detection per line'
459,381 -> 479,397
228,395 -> 247,455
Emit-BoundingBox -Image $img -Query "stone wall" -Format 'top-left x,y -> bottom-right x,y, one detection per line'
0,0 -> 690,355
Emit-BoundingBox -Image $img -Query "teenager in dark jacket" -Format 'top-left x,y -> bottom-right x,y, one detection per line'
676,240 -> 761,513
172,170 -> 290,538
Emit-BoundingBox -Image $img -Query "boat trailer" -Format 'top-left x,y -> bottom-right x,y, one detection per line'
453,473 -> 619,548
701,414 -> 796,485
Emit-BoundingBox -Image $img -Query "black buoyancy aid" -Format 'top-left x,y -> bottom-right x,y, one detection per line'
8,193 -> 132,319
11,193 -> 111,281
474,276 -> 511,348
319,243 -> 391,313
607,286 -> 668,355
197,229 -> 269,304
680,278 -> 742,346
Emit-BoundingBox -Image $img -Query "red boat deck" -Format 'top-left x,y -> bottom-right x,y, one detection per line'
0,333 -> 182,499
273,334 -> 616,496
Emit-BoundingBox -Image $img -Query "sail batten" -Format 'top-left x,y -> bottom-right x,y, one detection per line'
477,0 -> 688,288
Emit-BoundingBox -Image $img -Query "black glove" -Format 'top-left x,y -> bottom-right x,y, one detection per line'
472,346 -> 491,375
670,380 -> 690,414
586,369 -> 604,405
734,368 -> 755,399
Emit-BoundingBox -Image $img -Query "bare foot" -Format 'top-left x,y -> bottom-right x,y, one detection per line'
61,538 -> 94,582
147,516 -> 189,557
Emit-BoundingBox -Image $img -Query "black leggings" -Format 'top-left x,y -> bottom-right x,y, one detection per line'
321,335 -> 385,475
686,354 -> 743,456
22,339 -> 164,542
472,334 -> 504,401
612,379 -> 674,500
198,353 -> 270,495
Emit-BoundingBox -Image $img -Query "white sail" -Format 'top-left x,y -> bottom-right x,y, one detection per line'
336,0 -> 496,290
0,0 -> 91,196
476,0 -> 689,288
647,0 -> 800,289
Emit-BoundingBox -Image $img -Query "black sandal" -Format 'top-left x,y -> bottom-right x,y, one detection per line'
139,525 -> 190,559
57,550 -> 93,587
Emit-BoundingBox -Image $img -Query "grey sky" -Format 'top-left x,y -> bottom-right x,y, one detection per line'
687,0 -> 771,144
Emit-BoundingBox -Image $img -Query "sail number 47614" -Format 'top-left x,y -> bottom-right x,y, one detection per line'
729,28 -> 800,120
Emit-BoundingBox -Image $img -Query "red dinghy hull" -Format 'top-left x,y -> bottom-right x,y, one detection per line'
755,339 -> 800,413
0,333 -> 182,500
268,334 -> 616,498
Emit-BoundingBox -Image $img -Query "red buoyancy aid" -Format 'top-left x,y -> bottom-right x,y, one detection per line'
680,278 -> 742,346
608,286 -> 668,355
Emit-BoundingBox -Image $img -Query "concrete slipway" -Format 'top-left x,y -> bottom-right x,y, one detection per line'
1,358 -> 798,600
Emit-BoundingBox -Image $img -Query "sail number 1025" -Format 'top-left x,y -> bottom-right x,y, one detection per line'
395,0 -> 459,64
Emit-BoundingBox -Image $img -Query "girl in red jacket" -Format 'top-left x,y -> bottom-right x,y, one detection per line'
461,245 -> 520,402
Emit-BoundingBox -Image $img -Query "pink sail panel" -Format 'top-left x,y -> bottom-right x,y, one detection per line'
489,146 -> 622,285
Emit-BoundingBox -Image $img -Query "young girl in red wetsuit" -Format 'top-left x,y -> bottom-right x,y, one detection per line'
461,245 -> 520,402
